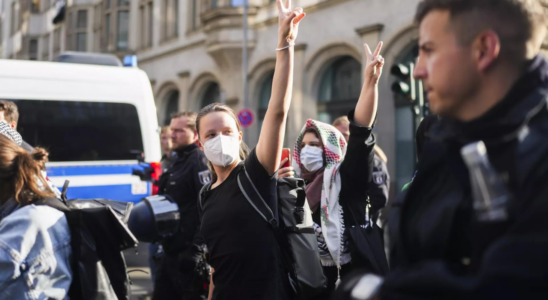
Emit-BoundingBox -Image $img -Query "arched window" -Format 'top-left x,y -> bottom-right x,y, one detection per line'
164,90 -> 180,125
256,71 -> 274,135
200,82 -> 221,109
317,56 -> 362,124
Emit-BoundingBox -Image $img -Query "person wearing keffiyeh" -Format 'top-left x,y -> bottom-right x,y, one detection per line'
0,120 -> 22,146
280,41 -> 386,299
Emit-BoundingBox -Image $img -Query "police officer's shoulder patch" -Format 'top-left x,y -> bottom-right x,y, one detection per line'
199,170 -> 212,185
373,171 -> 387,185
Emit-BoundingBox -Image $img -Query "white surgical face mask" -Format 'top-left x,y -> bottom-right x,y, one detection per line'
300,145 -> 324,172
203,134 -> 240,167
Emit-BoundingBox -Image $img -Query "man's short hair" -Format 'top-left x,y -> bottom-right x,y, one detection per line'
171,111 -> 197,131
415,0 -> 547,64
0,101 -> 19,124
332,116 -> 350,127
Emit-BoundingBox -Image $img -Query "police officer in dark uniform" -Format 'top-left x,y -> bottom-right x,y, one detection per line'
153,111 -> 211,300
370,145 -> 389,223
333,116 -> 389,220
335,1 -> 548,299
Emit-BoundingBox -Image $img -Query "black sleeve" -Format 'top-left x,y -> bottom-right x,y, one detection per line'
380,180 -> 548,299
244,148 -> 278,214
339,110 -> 376,226
369,156 -> 389,217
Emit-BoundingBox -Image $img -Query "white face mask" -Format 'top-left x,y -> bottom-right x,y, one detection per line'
300,145 -> 324,172
203,134 -> 240,167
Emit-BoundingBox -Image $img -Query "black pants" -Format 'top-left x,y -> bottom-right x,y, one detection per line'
311,263 -> 353,300
152,244 -> 206,300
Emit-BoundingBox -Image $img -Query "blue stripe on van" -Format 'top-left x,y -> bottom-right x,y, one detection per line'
47,163 -> 152,203
65,184 -> 150,203
47,163 -> 147,177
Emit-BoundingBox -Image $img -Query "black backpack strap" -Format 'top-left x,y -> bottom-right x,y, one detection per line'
237,168 -> 278,228
237,168 -> 302,297
198,182 -> 212,221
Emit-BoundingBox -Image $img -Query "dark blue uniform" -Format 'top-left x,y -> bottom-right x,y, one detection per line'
153,143 -> 211,300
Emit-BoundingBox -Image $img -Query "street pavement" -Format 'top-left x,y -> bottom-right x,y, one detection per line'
125,242 -> 154,300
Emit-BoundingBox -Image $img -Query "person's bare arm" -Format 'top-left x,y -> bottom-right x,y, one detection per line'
256,0 -> 305,175
354,42 -> 385,127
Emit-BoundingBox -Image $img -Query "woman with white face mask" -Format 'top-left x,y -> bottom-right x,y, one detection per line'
196,1 -> 306,300
280,41 -> 386,299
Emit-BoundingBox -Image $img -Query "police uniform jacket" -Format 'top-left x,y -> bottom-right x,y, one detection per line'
369,154 -> 389,221
382,56 -> 548,299
157,143 -> 210,255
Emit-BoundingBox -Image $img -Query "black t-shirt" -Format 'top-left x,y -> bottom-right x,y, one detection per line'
200,149 -> 286,300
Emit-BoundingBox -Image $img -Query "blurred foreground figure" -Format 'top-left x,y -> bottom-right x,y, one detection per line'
335,0 -> 548,299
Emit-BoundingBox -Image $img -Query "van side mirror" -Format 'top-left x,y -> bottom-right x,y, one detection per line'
131,150 -> 145,163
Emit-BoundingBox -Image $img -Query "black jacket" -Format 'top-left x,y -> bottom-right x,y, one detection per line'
157,143 -> 211,255
339,110 -> 376,227
369,154 -> 389,221
382,56 -> 548,299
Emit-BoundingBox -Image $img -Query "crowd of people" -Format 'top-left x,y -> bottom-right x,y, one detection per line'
1,0 -> 548,299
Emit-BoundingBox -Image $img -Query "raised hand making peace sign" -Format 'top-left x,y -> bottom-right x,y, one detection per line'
364,42 -> 385,86
276,0 -> 306,47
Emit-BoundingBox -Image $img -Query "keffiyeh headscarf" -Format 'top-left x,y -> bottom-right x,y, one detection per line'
292,119 -> 348,268
0,121 -> 22,146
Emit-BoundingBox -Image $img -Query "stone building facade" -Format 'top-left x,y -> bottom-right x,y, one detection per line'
1,0 -> 547,193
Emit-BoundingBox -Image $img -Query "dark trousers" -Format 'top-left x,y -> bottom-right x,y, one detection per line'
311,263 -> 353,300
152,244 -> 206,300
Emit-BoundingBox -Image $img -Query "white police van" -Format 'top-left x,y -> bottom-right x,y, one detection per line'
0,54 -> 161,203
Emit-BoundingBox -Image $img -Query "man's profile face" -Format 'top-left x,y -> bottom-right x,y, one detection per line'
160,131 -> 172,153
334,124 -> 350,142
414,10 -> 480,119
170,117 -> 197,150
0,111 -> 4,122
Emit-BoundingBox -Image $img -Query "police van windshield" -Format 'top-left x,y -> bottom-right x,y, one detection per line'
13,100 -> 144,162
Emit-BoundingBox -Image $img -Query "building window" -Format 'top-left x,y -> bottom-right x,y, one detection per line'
77,10 -> 87,29
164,91 -> 180,125
11,2 -> 18,36
93,4 -> 102,52
53,27 -> 61,58
317,56 -> 362,124
42,34 -> 50,60
231,0 -> 244,6
76,33 -> 86,51
139,0 -> 153,49
29,39 -> 38,60
31,0 -> 41,13
105,0 -> 130,52
200,83 -> 220,108
67,9 -> 87,52
190,0 -> 200,31
117,10 -> 129,50
162,0 -> 178,41
104,13 -> 111,50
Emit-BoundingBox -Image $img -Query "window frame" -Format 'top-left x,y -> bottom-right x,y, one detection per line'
66,8 -> 88,52
139,0 -> 154,49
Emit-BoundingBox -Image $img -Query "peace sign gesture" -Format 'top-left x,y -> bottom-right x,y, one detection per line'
276,0 -> 306,47
364,42 -> 385,86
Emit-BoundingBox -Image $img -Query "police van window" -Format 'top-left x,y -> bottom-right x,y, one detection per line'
13,100 -> 144,162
